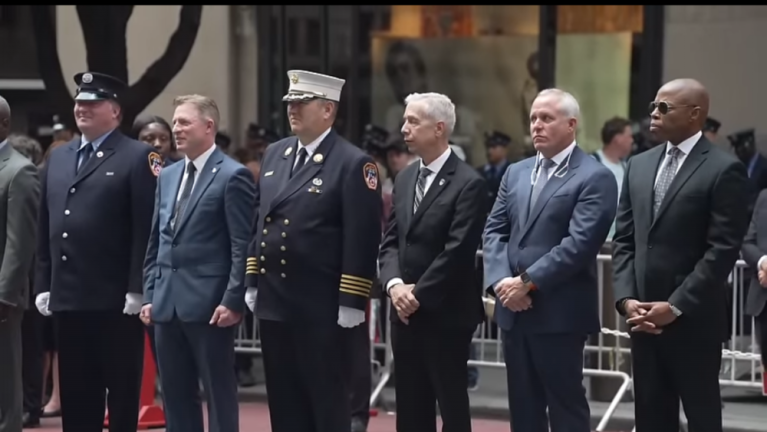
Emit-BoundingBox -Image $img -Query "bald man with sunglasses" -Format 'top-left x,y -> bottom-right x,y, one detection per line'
612,79 -> 749,432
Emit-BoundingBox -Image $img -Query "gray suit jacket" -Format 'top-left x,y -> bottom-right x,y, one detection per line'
143,146 -> 256,323
741,189 -> 767,317
0,143 -> 40,310
483,146 -> 618,334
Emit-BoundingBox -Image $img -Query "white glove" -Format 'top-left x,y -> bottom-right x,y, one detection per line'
337,306 -> 365,328
123,293 -> 142,315
35,292 -> 52,316
245,288 -> 257,312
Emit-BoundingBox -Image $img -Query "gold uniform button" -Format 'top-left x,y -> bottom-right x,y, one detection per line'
281,273 -> 286,278
280,246 -> 286,251
266,217 -> 271,222
281,232 -> 287,238
263,229 -> 268,235
261,242 -> 266,247
260,268 -> 266,274
260,256 -> 266,261
281,259 -> 286,265
284,219 -> 290,225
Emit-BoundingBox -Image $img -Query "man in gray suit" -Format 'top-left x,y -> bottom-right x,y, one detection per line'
0,96 -> 41,432
483,89 -> 618,432
141,94 -> 256,432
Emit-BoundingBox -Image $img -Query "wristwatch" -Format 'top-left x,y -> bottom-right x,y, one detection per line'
669,303 -> 683,317
520,271 -> 536,290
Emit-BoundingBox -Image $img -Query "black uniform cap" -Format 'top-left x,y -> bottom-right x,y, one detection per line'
74,72 -> 128,103
727,128 -> 755,148
247,123 -> 281,143
485,130 -> 511,148
704,117 -> 721,134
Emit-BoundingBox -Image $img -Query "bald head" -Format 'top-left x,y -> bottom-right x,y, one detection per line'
0,95 -> 9,142
650,79 -> 710,145
659,78 -> 710,120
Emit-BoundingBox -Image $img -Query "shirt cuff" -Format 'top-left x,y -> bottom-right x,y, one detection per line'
386,278 -> 405,296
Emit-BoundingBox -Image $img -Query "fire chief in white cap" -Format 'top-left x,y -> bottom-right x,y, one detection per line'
244,70 -> 382,432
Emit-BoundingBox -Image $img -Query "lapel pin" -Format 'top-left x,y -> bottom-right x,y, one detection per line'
285,147 -> 293,156
313,153 -> 323,163
312,178 -> 323,186
439,178 -> 445,186
212,168 -> 218,173
96,151 -> 104,158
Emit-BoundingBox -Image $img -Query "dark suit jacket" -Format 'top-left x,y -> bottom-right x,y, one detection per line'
478,161 -> 511,217
613,136 -> 749,339
483,146 -> 618,334
379,151 -> 487,329
143,147 -> 256,323
36,132 -> 157,312
741,189 -> 767,317
246,130 -> 382,323
746,154 -> 767,221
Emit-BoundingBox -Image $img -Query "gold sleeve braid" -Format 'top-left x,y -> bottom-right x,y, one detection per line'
339,274 -> 372,298
246,257 -> 258,275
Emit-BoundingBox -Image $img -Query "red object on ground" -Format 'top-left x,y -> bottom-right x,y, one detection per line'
104,331 -> 165,429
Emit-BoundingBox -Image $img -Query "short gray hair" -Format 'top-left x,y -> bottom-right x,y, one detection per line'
404,92 -> 456,135
536,88 -> 580,119
8,134 -> 43,166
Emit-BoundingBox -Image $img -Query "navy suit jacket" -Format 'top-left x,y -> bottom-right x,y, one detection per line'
143,146 -> 256,323
483,146 -> 617,334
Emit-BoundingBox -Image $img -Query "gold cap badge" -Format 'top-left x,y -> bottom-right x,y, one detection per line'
290,73 -> 299,84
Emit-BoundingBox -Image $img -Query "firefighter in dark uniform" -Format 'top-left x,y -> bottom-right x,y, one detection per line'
243,70 -> 382,432
478,130 -> 511,216
33,72 -> 158,432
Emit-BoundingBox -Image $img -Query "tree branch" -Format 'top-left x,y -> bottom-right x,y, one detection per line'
30,6 -> 74,125
126,5 -> 203,118
76,5 -> 132,82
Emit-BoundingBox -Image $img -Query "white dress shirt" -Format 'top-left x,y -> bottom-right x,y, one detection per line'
654,131 -> 701,187
177,144 -> 217,202
293,127 -> 331,169
386,146 -> 453,293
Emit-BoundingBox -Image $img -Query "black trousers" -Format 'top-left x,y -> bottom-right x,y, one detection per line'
55,311 -> 144,432
21,307 -> 44,416
631,320 -> 722,432
234,310 -> 255,373
260,319 -> 349,432
340,319 -> 371,425
391,322 -> 474,432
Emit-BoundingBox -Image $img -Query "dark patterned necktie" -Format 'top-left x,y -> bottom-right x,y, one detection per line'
171,162 -> 197,229
413,167 -> 431,214
653,146 -> 682,216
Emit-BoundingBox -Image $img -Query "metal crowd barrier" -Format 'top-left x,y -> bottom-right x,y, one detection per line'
233,251 -> 764,431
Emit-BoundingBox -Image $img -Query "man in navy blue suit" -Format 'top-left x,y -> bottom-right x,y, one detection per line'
483,88 -> 618,432
141,94 -> 255,432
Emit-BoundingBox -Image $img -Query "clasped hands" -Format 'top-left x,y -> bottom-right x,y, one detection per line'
495,277 -> 532,312
139,304 -> 242,327
624,299 -> 677,334
758,261 -> 767,287
390,284 -> 419,324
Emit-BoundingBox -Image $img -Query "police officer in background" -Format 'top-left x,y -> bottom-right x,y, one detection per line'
34,72 -> 158,432
244,70 -> 382,432
478,131 -> 511,216
703,117 -> 721,143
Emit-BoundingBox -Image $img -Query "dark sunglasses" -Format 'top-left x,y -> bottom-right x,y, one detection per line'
648,101 -> 698,115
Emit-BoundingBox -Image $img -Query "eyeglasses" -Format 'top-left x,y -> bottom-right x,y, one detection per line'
648,101 -> 698,115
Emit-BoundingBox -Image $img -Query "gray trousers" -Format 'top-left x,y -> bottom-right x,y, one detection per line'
0,308 -> 23,432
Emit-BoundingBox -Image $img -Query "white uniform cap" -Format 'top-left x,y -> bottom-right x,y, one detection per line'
282,70 -> 346,103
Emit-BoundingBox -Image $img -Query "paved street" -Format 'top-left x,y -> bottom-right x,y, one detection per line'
31,402 -> 513,431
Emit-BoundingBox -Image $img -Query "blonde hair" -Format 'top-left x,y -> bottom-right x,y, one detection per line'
173,94 -> 220,132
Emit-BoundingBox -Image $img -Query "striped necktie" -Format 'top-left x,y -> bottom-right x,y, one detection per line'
413,167 -> 431,214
